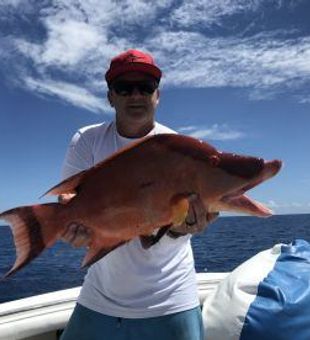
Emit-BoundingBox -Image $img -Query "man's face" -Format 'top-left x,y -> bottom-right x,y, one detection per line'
108,72 -> 160,123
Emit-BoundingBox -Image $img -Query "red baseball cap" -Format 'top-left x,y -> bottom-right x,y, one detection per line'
105,49 -> 162,85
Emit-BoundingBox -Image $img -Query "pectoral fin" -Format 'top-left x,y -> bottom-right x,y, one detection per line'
170,194 -> 190,226
81,238 -> 126,267
139,224 -> 172,249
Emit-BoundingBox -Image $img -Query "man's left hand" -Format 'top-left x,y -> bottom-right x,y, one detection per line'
167,194 -> 219,238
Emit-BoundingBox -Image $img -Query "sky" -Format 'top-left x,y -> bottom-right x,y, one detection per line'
0,0 -> 309,217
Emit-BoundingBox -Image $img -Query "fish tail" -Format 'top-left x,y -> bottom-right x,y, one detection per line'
0,203 -> 62,278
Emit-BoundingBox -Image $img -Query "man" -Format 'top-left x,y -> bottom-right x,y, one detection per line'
60,49 -> 217,340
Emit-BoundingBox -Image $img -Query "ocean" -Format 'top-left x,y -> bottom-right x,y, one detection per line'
0,213 -> 309,304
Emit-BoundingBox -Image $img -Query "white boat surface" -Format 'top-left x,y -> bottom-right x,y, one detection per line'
0,272 -> 228,340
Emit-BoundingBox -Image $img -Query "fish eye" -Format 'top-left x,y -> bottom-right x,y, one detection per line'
209,155 -> 219,167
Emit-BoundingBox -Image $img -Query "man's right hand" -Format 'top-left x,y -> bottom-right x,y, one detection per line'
58,193 -> 77,204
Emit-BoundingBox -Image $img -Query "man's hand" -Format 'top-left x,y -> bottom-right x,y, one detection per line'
58,193 -> 91,248
58,193 -> 77,204
167,194 -> 219,238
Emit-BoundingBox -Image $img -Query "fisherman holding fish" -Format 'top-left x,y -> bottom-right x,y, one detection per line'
59,50 -> 216,340
0,49 -> 281,339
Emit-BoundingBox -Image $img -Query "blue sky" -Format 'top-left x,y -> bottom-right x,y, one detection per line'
0,0 -> 309,216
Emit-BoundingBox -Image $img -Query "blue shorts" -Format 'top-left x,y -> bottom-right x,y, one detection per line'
60,303 -> 203,340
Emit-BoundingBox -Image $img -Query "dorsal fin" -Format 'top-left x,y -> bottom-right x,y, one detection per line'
42,134 -> 180,198
41,170 -> 88,197
41,136 -> 151,198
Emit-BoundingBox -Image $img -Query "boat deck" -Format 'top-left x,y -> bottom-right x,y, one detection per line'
0,273 -> 228,340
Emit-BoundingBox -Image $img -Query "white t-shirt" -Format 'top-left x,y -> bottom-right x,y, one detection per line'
61,120 -> 200,318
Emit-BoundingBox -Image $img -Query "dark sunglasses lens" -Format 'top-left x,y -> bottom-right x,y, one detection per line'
112,82 -> 131,95
139,82 -> 157,94
113,81 -> 158,95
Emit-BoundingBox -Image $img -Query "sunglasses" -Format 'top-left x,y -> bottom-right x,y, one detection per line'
111,80 -> 159,96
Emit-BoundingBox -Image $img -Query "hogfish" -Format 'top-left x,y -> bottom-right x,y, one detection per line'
0,134 -> 282,277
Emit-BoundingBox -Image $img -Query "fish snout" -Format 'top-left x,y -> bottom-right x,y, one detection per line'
217,153 -> 265,180
262,159 -> 282,179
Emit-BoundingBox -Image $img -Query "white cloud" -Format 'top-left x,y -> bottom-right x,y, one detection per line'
0,0 -> 34,19
266,200 -> 279,208
41,19 -> 102,66
14,18 -> 108,70
1,0 -> 310,112
170,0 -> 261,27
265,200 -> 310,214
178,124 -> 245,140
299,96 -> 310,104
0,0 -> 25,8
25,77 -> 111,114
48,0 -> 173,31
153,32 -> 310,91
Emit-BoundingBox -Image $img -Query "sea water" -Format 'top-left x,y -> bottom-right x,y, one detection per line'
0,214 -> 309,303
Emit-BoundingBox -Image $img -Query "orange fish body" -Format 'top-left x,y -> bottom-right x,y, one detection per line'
0,134 -> 282,277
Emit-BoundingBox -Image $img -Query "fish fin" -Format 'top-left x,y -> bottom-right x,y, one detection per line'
166,230 -> 187,239
139,236 -> 154,249
219,194 -> 273,217
41,170 -> 88,197
61,222 -> 92,248
43,137 -> 152,198
170,194 -> 190,226
81,238 -> 127,268
140,224 -> 172,249
0,203 -> 62,278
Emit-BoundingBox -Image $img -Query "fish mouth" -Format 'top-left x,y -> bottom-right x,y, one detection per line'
217,159 -> 282,217
223,159 -> 282,200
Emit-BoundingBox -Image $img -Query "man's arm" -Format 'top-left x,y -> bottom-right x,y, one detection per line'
61,130 -> 93,180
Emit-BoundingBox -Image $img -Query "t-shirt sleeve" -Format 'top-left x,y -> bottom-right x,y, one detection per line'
61,130 -> 94,180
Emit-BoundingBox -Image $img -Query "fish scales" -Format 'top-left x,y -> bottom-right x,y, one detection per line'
0,134 -> 282,277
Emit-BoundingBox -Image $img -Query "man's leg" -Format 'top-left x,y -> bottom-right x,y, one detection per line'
60,303 -> 126,340
125,307 -> 204,340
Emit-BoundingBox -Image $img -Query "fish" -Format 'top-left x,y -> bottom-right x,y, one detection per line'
0,134 -> 282,277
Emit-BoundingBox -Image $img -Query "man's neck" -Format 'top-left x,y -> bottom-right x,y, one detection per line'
116,119 -> 155,138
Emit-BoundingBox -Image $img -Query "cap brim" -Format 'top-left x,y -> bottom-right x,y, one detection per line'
105,63 -> 162,84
